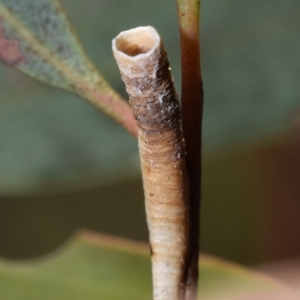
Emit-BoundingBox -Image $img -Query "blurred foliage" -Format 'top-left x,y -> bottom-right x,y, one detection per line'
0,231 -> 287,300
0,0 -> 299,191
0,2 -> 300,294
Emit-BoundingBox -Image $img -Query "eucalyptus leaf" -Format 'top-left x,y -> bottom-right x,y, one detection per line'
0,0 -> 136,135
0,0 -> 98,89
0,231 -> 288,300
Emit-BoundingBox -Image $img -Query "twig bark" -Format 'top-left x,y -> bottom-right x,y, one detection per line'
176,1 -> 203,299
112,26 -> 191,300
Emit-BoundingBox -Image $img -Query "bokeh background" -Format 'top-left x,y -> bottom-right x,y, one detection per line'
0,0 -> 300,269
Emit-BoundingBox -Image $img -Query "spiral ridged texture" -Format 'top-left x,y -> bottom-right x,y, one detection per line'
113,26 -> 190,300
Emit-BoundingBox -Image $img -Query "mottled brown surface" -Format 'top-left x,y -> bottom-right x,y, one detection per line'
113,27 -> 191,300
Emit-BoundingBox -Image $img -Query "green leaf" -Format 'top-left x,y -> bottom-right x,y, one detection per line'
0,83 -> 138,194
0,0 -> 90,88
0,231 -> 289,299
0,0 -> 136,135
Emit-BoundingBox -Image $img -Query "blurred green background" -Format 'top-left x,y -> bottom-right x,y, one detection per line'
0,0 -> 300,266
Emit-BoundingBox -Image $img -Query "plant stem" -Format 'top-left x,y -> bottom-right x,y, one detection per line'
113,26 -> 191,300
176,1 -> 203,299
75,81 -> 138,137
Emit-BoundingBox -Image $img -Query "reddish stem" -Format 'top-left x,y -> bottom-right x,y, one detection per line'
176,0 -> 203,298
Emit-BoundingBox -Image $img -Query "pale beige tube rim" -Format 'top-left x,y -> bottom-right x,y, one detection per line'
112,26 -> 160,59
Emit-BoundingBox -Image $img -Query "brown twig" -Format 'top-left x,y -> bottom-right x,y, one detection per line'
176,1 -> 203,299
113,26 -> 191,300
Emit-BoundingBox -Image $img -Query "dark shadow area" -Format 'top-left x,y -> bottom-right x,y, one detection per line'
0,175 -> 147,259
